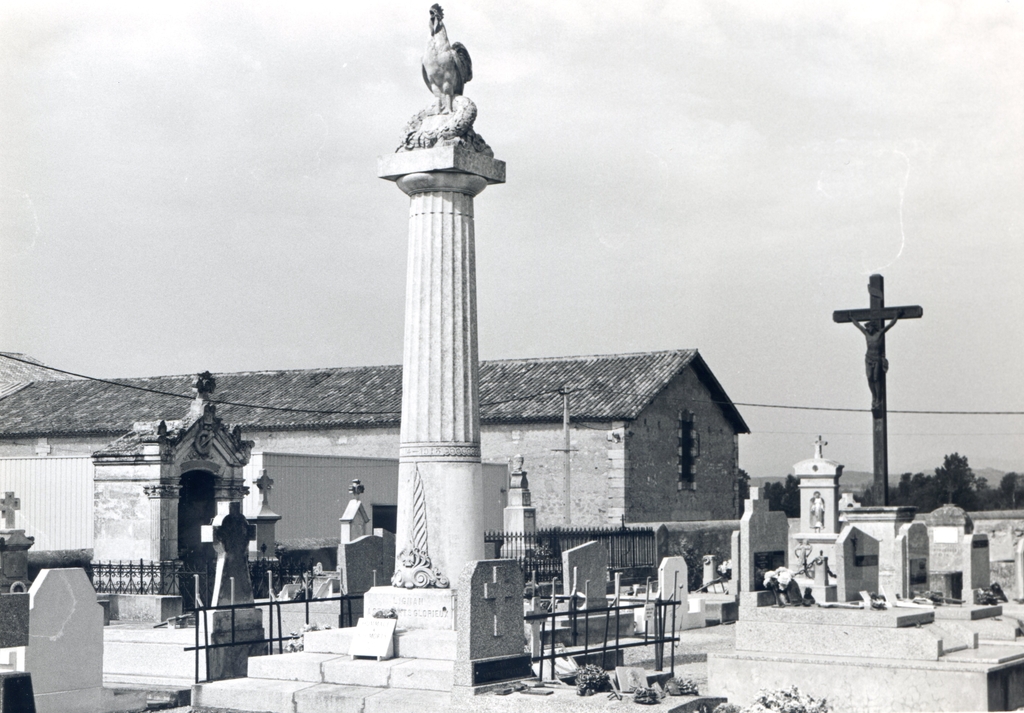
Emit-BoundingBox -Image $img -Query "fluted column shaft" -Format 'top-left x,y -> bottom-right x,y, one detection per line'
391,170 -> 488,586
398,172 -> 486,457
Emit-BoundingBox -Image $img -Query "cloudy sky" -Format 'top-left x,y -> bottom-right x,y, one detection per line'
2,1 -> 1021,478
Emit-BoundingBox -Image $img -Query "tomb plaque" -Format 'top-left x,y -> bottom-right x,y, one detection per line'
933,527 -> 959,544
472,655 -> 534,685
348,616 -> 397,660
363,586 -> 455,629
855,555 -> 879,567
753,551 -> 785,591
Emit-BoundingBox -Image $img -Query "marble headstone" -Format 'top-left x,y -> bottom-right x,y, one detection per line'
340,534 -> 395,595
658,556 -> 688,602
561,541 -> 607,609
453,559 -> 531,688
896,522 -> 929,596
26,569 -> 103,713
738,488 -> 790,604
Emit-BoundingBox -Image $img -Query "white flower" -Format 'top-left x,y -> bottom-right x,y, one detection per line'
777,568 -> 792,587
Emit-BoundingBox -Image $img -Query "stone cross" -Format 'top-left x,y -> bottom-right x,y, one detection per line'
833,274 -> 922,505
255,471 -> 274,507
0,492 -> 20,529
202,502 -> 256,606
349,479 -> 365,498
814,436 -> 827,460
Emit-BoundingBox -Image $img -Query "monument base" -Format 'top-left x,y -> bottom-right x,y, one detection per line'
207,609 -> 265,681
363,586 -> 457,630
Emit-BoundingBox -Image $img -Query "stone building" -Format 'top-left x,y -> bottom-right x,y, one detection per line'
0,349 -> 748,528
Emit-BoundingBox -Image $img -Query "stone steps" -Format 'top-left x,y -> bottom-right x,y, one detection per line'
103,625 -> 206,686
246,651 -> 455,691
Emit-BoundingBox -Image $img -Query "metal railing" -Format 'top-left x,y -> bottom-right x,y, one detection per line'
525,587 -> 680,682
184,572 -> 362,684
89,558 -> 316,610
92,560 -> 182,596
484,527 -> 657,580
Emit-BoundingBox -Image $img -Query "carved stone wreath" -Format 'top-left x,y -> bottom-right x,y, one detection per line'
397,95 -> 493,157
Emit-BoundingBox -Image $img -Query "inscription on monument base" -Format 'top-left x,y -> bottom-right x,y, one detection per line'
362,585 -> 456,630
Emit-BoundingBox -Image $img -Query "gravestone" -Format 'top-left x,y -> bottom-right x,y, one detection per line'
247,470 -> 281,558
0,492 -> 34,595
503,455 -> 537,534
926,504 -> 976,599
896,521 -> 929,597
453,559 -> 532,690
738,487 -> 790,607
965,533 -> 991,593
25,569 -> 103,713
201,502 -> 264,681
835,526 -> 879,602
794,437 -> 843,535
658,556 -> 688,602
1016,537 -> 1024,600
348,616 -> 397,660
340,534 -> 395,596
838,493 -> 860,510
561,541 -> 607,608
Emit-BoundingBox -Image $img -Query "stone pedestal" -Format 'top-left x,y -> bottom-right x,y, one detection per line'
379,146 -> 504,589
0,530 -> 33,593
363,586 -> 457,630
207,609 -> 265,681
502,458 -> 536,534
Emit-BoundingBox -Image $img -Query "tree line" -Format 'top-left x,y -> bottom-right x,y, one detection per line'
750,453 -> 1022,517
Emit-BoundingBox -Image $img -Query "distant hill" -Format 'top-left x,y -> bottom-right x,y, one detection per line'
750,470 -> 875,494
750,467 -> 1012,492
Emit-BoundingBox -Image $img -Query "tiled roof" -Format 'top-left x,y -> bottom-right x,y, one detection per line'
0,353 -> 81,398
0,350 -> 748,437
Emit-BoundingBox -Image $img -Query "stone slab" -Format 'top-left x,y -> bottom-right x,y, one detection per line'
561,543 -> 607,609
293,683 -> 382,713
390,658 -> 453,691
107,594 -> 182,622
396,628 -> 457,660
378,146 -> 506,184
192,677 -> 316,713
745,604 -> 934,627
933,604 -> 1002,620
735,619 -> 943,660
0,594 -> 28,648
247,651 -> 342,682
303,627 -> 355,654
33,687 -> 101,713
321,656 -> 406,687
363,586 -> 456,630
712,651 -> 1015,713
26,569 -> 104,696
362,688 -> 450,713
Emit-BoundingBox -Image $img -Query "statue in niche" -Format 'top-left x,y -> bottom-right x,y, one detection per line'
809,491 -> 826,532
397,4 -> 492,156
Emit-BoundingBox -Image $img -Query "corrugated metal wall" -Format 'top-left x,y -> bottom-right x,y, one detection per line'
0,456 -> 93,550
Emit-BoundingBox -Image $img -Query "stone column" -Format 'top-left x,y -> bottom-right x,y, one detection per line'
144,484 -> 180,562
379,146 -> 505,588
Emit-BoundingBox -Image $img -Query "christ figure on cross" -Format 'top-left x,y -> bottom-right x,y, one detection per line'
850,314 -> 901,412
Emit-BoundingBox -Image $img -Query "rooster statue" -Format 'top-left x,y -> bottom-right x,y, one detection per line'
421,4 -> 472,114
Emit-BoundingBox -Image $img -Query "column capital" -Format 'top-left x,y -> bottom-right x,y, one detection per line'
397,172 -> 489,197
378,145 -> 505,185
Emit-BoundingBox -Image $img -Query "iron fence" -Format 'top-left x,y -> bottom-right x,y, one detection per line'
92,560 -> 182,596
525,590 -> 680,682
90,558 -> 316,610
484,527 -> 657,581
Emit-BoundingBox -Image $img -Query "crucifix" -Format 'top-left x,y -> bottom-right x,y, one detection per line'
0,492 -> 20,529
255,470 -> 274,508
833,274 -> 922,505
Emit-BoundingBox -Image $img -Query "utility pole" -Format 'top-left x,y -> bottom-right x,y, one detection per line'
551,387 -> 577,526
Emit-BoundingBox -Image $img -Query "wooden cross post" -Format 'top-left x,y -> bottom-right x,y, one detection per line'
0,492 -> 20,529
833,274 -> 922,505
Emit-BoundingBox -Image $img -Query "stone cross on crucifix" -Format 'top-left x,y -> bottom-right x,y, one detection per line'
255,470 -> 274,507
833,274 -> 922,506
0,492 -> 20,529
813,436 -> 827,460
